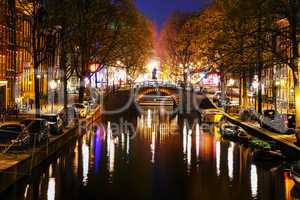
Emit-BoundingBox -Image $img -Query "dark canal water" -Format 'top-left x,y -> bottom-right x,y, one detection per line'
1,106 -> 299,200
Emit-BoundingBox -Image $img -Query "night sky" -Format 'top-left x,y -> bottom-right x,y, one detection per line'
135,0 -> 205,29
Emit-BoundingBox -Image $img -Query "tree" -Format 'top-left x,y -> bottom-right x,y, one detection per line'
67,0 -> 122,102
112,1 -> 154,84
160,12 -> 198,85
202,0 -> 279,113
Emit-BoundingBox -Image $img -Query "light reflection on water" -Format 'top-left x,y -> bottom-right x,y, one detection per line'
150,131 -> 156,164
187,129 -> 192,174
47,178 -> 55,200
1,107 -> 293,200
228,142 -> 234,182
195,123 -> 200,160
215,140 -> 221,176
82,137 -> 89,186
250,164 -> 258,198
106,122 -> 115,178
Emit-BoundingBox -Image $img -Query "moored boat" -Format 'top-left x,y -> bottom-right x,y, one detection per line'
249,138 -> 272,150
237,131 -> 252,143
201,109 -> 224,123
252,149 -> 285,163
291,162 -> 300,185
220,123 -> 238,139
291,184 -> 300,198
220,122 -> 250,143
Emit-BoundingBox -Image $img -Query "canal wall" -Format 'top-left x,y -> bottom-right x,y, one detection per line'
0,107 -> 101,193
103,90 -> 138,117
226,116 -> 300,159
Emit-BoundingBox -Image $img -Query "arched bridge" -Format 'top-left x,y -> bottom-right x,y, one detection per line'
103,81 -> 204,113
133,81 -> 180,106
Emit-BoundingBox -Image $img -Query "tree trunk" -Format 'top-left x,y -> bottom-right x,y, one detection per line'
239,73 -> 242,107
220,71 -> 225,94
257,68 -> 263,114
33,22 -> 40,116
242,72 -> 248,108
60,39 -> 68,125
256,12 -> 263,114
78,76 -> 85,103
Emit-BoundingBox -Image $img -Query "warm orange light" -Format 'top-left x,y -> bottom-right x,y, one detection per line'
90,64 -> 97,72
284,172 -> 294,200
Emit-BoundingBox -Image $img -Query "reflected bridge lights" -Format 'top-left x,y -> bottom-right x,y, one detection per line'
150,131 -> 156,163
82,136 -> 90,186
120,131 -> 130,156
183,122 -> 187,155
182,122 -> 193,174
187,129 -> 192,174
106,122 -> 115,176
147,109 -> 152,128
196,123 -> 200,159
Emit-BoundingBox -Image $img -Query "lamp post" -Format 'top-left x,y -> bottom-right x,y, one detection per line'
49,80 -> 58,113
90,64 -> 97,88
227,78 -> 235,101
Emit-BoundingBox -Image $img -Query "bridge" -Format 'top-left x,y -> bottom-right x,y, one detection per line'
133,81 -> 180,106
102,81 -> 203,113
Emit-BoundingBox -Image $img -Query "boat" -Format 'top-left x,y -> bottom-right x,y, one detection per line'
296,131 -> 300,146
291,184 -> 300,198
249,138 -> 272,150
291,162 -> 300,185
252,149 -> 285,163
201,109 -> 224,123
220,122 -> 250,143
237,131 -> 252,143
220,123 -> 238,139
259,114 -> 295,135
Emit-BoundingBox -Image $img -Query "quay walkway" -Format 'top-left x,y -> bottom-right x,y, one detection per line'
205,97 -> 300,158
0,106 -> 101,193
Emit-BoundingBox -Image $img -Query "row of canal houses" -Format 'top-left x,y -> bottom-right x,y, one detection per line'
0,0 -> 60,109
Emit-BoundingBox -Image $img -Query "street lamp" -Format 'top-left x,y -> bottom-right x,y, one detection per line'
116,60 -> 122,66
90,64 -> 97,73
49,80 -> 58,113
90,64 -> 98,88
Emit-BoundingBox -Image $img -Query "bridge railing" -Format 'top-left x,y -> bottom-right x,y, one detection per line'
97,80 -> 204,94
133,81 -> 179,89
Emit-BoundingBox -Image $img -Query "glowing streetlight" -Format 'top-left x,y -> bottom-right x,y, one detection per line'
90,64 -> 97,73
116,60 -> 122,66
252,81 -> 259,90
227,79 -> 235,87
90,64 -> 99,88
49,80 -> 58,90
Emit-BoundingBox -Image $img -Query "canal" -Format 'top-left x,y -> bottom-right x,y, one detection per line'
1,106 -> 299,200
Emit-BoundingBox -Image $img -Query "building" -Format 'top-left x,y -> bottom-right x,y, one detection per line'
0,0 -> 60,110
15,0 -> 34,108
0,0 -> 16,108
